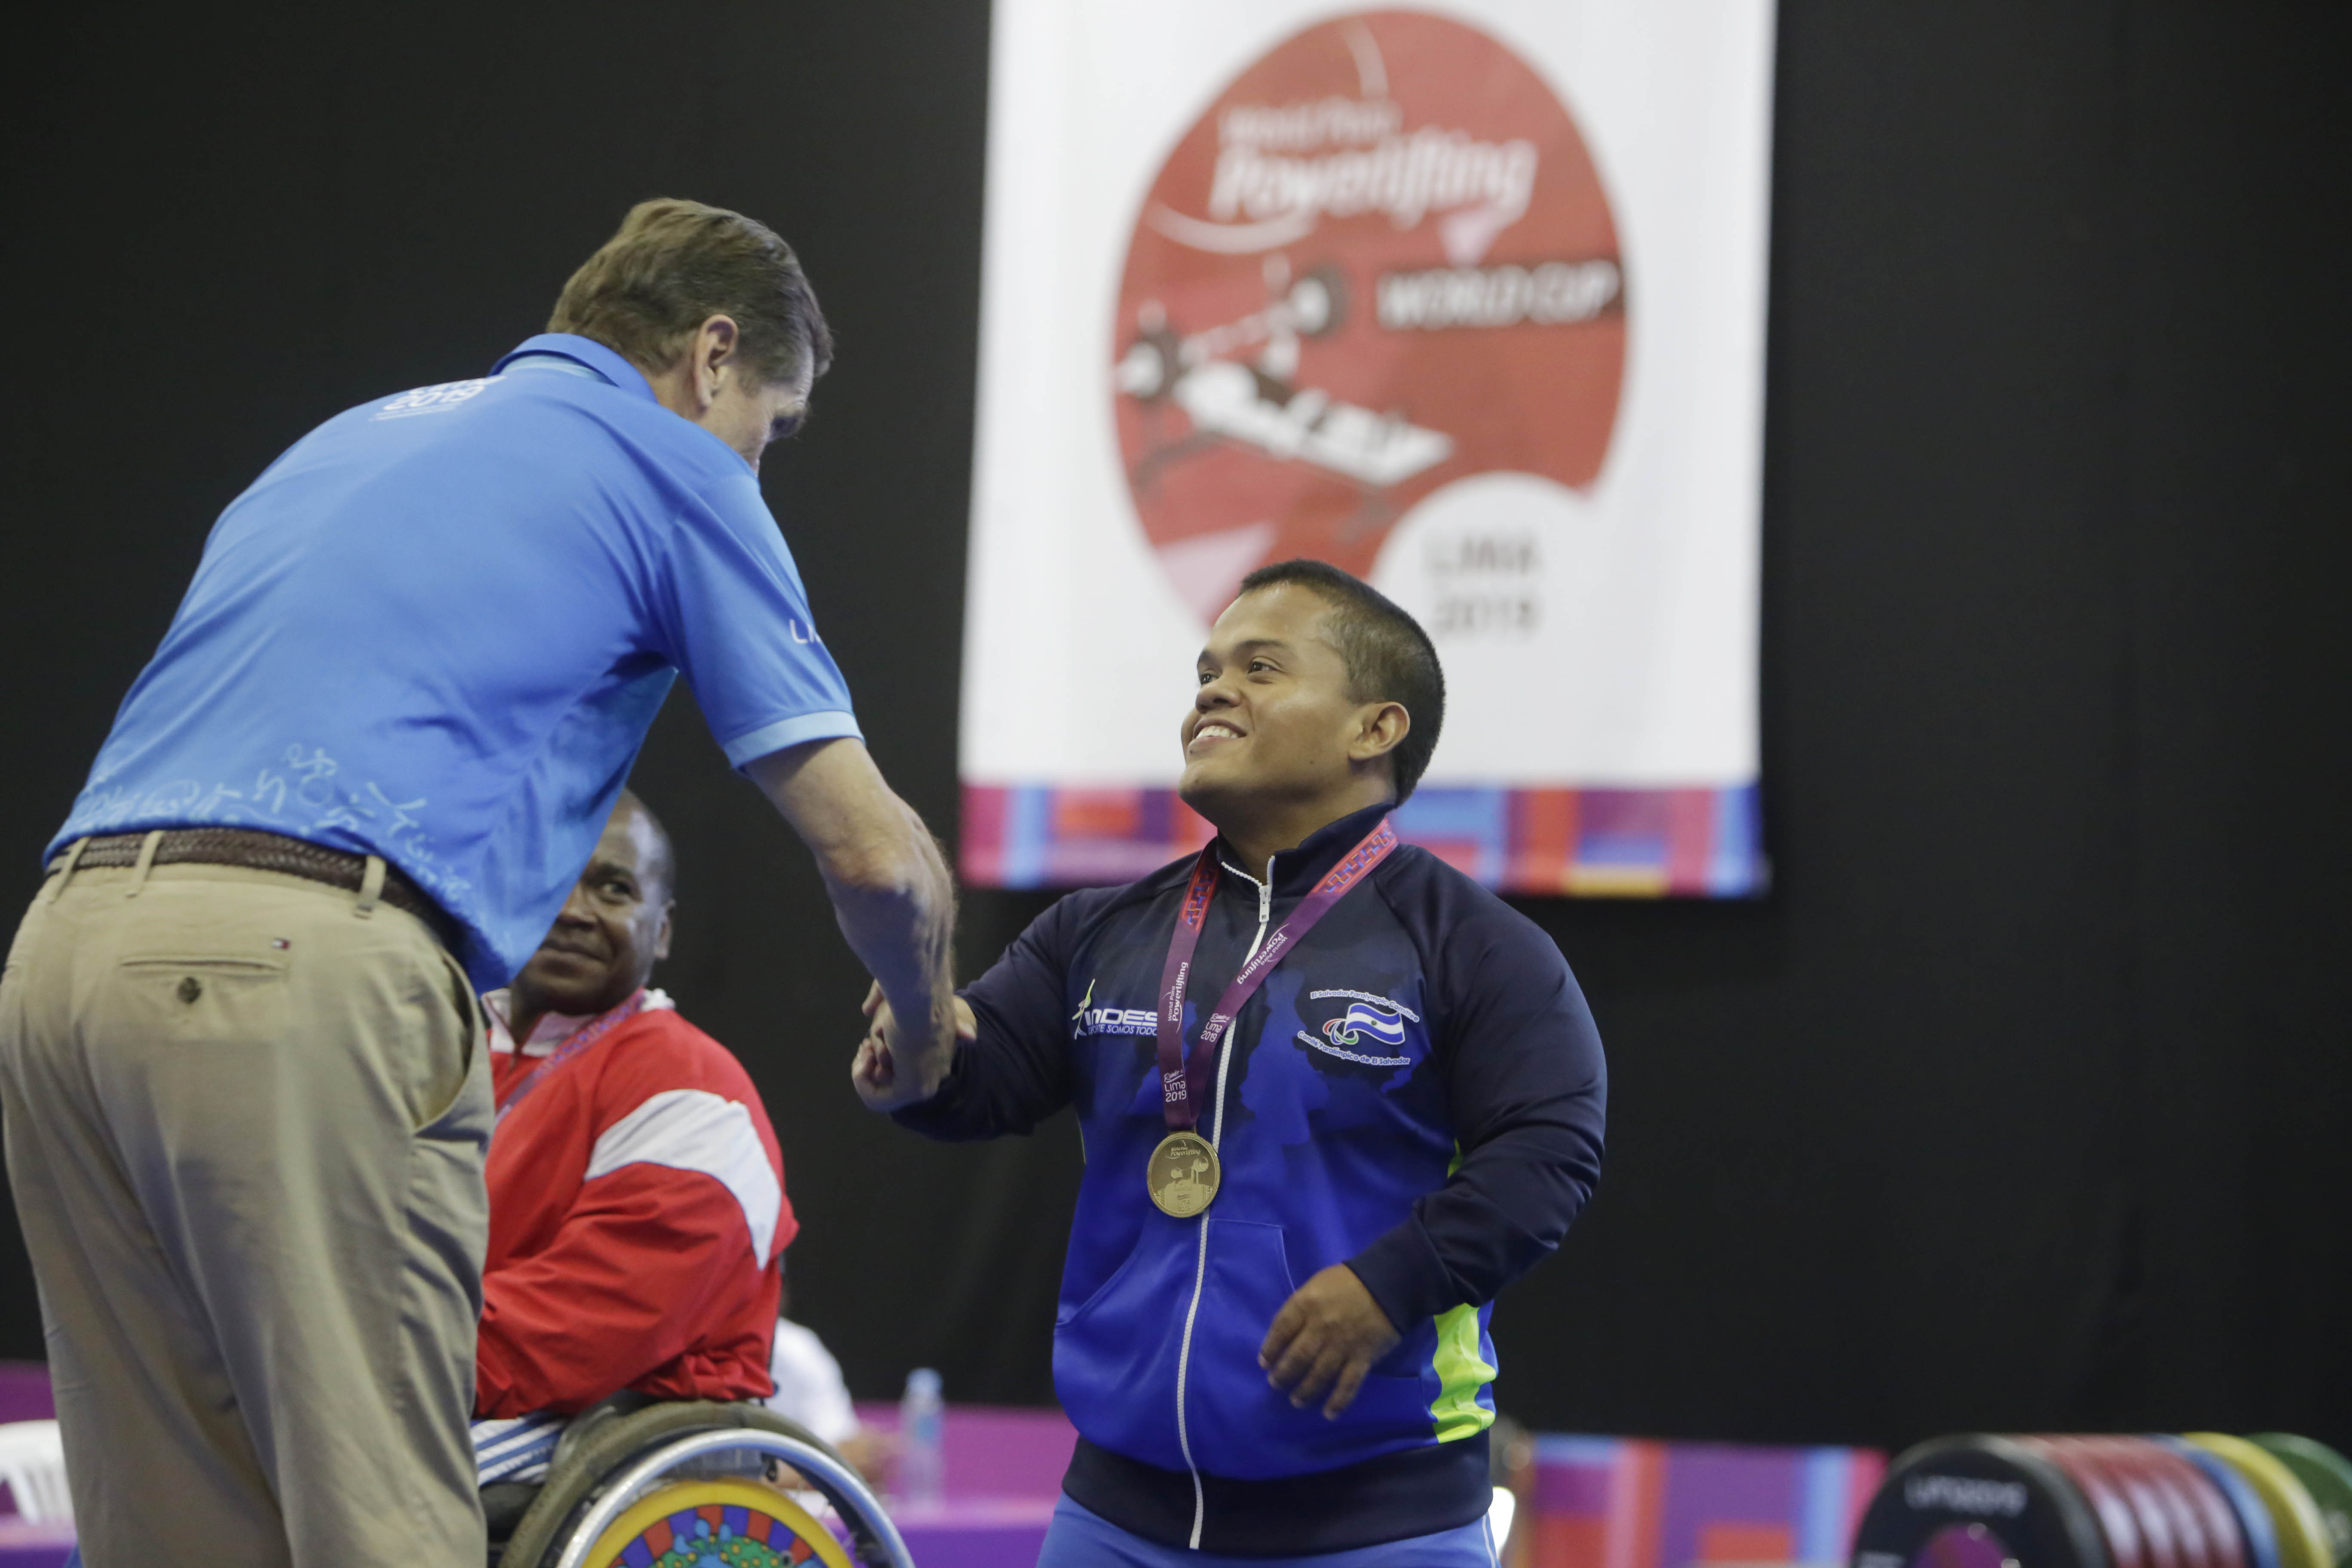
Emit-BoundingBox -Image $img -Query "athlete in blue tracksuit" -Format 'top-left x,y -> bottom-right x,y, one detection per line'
865,561 -> 1608,1564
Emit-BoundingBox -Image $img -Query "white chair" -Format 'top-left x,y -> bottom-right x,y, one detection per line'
0,1420 -> 72,1523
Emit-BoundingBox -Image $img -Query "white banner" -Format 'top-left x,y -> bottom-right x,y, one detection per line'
960,2 -> 1774,894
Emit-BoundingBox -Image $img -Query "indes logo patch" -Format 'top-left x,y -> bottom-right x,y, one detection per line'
1072,983 -> 1158,1039
1079,1006 -> 1159,1039
1112,10 -> 1626,622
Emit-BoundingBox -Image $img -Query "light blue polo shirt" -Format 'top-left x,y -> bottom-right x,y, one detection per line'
50,334 -> 862,988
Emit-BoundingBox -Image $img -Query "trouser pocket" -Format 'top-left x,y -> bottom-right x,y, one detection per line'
115,954 -> 290,1031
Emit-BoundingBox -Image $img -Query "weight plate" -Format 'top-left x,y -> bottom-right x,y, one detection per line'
2139,1438 -> 2256,1568
1854,1436 -> 2113,1568
2159,1436 -> 2284,1568
2095,1439 -> 2217,1568
2118,1437 -> 2242,1568
2185,1434 -> 2335,1568
2020,1437 -> 2146,1568
2053,1439 -> 2185,1568
2248,1436 -> 2352,1568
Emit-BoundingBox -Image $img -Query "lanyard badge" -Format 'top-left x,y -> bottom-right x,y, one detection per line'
1146,818 -> 1398,1216
493,990 -> 647,1125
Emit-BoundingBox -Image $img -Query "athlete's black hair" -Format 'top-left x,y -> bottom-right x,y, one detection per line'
1234,559 -> 1446,803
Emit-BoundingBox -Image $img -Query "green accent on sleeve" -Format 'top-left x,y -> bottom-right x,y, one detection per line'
1430,1303 -> 1497,1442
1426,1141 -> 1494,1439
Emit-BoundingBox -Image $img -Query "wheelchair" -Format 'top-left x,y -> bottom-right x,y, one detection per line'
484,1395 -> 914,1568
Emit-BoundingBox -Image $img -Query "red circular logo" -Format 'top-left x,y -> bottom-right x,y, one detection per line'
1113,9 -> 1626,621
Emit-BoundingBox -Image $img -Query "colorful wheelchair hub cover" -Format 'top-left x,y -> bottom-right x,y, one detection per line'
586,1478 -> 853,1568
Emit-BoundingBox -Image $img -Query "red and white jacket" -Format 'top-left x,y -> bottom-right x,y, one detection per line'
475,987 -> 795,1417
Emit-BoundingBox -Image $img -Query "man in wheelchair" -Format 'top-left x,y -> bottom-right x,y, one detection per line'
461,795 -> 906,1568
468,791 -> 792,1489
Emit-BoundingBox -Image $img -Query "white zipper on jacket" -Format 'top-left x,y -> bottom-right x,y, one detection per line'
1172,855 -> 1277,1548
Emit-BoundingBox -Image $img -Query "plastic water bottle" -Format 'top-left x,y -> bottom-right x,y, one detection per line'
898,1366 -> 943,1508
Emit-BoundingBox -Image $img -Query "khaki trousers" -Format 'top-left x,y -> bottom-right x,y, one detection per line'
0,848 -> 492,1567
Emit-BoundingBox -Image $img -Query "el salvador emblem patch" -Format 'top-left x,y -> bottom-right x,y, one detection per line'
1299,989 -> 1418,1068
1324,1000 -> 1408,1051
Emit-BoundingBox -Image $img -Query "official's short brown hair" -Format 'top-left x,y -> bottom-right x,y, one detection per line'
549,198 -> 833,387
1235,559 -> 1446,803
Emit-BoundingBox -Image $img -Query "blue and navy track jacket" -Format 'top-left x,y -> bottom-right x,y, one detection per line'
895,802 -> 1608,1554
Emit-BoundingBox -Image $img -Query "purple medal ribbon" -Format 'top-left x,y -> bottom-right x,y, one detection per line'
1154,818 -> 1399,1133
493,989 -> 648,1124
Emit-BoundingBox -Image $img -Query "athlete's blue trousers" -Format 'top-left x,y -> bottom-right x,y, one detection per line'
1035,1494 -> 1500,1567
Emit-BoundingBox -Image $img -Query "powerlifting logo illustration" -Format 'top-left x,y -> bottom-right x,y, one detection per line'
1297,988 -> 1420,1067
1113,10 -> 1626,623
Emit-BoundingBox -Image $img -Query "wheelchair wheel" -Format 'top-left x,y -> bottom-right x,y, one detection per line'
499,1401 -> 912,1568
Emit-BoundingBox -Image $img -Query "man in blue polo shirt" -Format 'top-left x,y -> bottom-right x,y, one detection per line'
861,561 -> 1608,1565
0,199 -> 959,1567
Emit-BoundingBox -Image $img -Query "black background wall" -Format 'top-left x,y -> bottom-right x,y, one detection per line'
3,2 -> 2345,1452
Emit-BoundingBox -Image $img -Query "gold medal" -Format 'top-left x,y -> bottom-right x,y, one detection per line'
1147,1131 -> 1221,1217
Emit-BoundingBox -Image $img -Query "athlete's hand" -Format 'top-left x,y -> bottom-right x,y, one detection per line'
1259,1264 -> 1401,1418
853,980 -> 974,1111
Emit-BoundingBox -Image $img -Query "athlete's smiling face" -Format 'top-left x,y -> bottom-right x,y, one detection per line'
1179,584 -> 1397,836
511,797 -> 676,1022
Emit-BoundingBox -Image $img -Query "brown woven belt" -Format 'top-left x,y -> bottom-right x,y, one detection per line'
55,828 -> 463,952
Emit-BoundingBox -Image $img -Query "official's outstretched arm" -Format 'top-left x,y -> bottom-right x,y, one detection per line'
747,738 -> 959,1106
875,890 -> 1097,1133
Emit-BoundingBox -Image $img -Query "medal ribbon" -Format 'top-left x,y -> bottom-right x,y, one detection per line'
1153,817 -> 1398,1134
493,989 -> 648,1124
